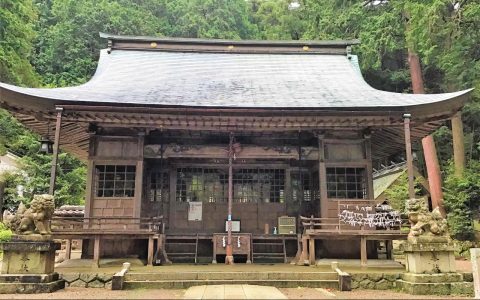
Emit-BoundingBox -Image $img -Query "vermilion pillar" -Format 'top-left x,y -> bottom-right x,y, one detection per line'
422,135 -> 446,216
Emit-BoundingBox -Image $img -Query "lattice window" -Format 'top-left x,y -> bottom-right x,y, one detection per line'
95,165 -> 136,197
291,171 -> 311,202
233,169 -> 285,203
326,167 -> 366,199
150,171 -> 169,202
176,168 -> 227,202
175,167 -> 285,203
311,171 -> 320,202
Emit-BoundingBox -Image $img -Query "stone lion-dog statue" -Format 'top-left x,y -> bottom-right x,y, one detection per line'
4,194 -> 55,235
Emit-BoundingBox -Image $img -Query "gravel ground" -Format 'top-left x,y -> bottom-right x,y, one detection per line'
0,287 -> 472,299
281,287 -> 472,299
0,287 -> 185,299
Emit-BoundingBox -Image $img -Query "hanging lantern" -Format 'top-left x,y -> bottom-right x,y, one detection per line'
39,137 -> 53,154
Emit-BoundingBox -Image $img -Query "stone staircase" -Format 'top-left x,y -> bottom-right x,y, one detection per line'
123,271 -> 340,289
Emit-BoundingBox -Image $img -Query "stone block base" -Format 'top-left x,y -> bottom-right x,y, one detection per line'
0,239 -> 59,274
403,242 -> 456,273
0,273 -> 65,294
397,273 -> 473,296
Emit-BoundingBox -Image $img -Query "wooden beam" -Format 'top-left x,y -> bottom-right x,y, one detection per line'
134,133 -> 145,219
403,114 -> 415,199
49,107 -> 63,195
364,136 -> 374,200
309,237 -> 315,265
93,236 -> 101,268
147,236 -> 154,266
360,236 -> 367,267
65,239 -> 72,260
225,132 -> 234,265
317,135 -> 328,218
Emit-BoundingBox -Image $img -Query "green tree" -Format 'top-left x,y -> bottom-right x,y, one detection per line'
33,0 -> 166,86
0,0 -> 39,86
443,161 -> 480,240
162,0 -> 258,39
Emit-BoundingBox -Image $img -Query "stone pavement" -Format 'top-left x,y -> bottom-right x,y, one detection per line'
183,285 -> 288,299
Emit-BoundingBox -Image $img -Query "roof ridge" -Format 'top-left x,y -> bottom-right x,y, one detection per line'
99,32 -> 360,47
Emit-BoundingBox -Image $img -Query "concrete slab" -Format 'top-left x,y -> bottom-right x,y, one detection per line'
224,285 -> 246,300
203,285 -> 225,299
316,288 -> 337,298
183,285 -> 206,299
242,284 -> 287,299
183,285 -> 287,300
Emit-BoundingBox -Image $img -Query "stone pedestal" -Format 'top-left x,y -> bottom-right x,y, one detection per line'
0,236 -> 65,294
397,237 -> 473,296
403,240 -> 456,273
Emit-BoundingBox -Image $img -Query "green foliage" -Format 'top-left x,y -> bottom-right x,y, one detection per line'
1,0 -> 480,232
0,222 -> 12,242
0,110 -> 86,209
0,0 -> 39,86
383,172 -> 422,213
443,161 -> 480,241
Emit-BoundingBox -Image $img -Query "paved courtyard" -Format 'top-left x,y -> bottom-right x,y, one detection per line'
0,286 -> 471,299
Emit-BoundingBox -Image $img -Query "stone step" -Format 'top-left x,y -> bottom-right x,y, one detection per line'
123,279 -> 339,289
0,280 -> 65,294
125,271 -> 338,281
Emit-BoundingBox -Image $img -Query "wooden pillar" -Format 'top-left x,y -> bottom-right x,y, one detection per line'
364,134 -> 374,200
225,132 -> 234,265
317,134 -> 328,218
147,236 -> 154,266
360,237 -> 367,267
452,111 -> 465,176
65,239 -> 72,260
308,237 -> 315,265
403,114 -> 415,199
93,236 -> 101,268
422,135 -> 446,216
168,168 -> 176,231
49,107 -> 63,195
134,133 -> 145,219
298,235 -> 309,265
84,135 -> 96,224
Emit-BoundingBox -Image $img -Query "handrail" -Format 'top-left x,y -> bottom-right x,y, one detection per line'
51,215 -> 164,234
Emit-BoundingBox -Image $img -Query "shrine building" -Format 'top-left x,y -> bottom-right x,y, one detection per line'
0,33 -> 472,266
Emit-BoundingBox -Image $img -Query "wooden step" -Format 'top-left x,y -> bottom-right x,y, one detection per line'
125,271 -> 338,281
124,279 -> 339,289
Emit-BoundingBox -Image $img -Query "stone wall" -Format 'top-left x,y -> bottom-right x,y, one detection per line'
60,273 -> 113,289
351,272 -> 474,291
351,273 -> 402,290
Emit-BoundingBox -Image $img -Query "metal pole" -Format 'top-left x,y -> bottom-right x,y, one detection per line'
225,132 -> 234,265
49,107 -> 63,195
403,114 -> 415,199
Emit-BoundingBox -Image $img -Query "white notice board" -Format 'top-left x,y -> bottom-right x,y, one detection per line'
188,202 -> 202,221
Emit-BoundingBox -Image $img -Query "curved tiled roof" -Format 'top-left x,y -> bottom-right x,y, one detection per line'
0,47 -> 471,110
